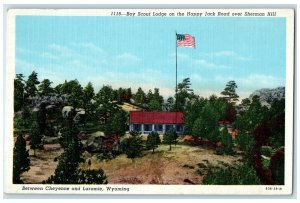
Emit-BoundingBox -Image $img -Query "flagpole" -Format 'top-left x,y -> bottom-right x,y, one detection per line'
175,31 -> 178,111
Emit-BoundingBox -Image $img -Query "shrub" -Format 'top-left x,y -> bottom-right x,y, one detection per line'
121,131 -> 143,159
146,131 -> 161,153
216,129 -> 234,155
202,162 -> 261,185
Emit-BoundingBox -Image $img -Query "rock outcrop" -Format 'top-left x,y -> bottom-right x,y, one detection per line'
249,87 -> 285,108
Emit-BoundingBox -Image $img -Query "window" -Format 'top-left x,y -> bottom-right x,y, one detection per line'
154,124 -> 163,131
133,124 -> 141,132
176,125 -> 183,132
165,125 -> 174,132
144,124 -> 152,132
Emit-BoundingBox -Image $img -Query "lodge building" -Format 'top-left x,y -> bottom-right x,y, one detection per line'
129,111 -> 184,135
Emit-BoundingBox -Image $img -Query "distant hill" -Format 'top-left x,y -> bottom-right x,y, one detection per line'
249,87 -> 285,107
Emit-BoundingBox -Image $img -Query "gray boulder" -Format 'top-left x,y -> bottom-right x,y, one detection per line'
249,87 -> 285,108
62,106 -> 74,118
82,131 -> 105,152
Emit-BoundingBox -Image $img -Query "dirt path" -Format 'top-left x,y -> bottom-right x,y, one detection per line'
21,144 -> 63,184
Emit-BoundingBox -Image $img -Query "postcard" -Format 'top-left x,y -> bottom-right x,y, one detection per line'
4,8 -> 294,195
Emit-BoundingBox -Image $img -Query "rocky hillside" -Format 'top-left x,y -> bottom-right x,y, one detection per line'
249,87 -> 285,107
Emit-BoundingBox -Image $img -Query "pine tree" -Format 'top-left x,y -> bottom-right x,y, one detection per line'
121,131 -> 143,159
163,130 -> 177,151
220,80 -> 239,104
25,71 -> 40,98
133,87 -> 146,104
14,74 -> 25,112
146,131 -> 161,153
38,79 -> 53,95
30,113 -> 43,156
13,134 -> 30,183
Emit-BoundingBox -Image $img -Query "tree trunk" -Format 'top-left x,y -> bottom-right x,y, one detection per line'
152,148 -> 154,153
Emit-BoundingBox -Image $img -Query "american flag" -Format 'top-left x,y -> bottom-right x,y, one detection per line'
176,34 -> 195,48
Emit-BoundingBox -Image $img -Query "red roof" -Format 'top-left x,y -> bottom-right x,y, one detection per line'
130,111 -> 184,124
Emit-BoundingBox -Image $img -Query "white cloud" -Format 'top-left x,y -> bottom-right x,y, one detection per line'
190,73 -> 203,81
193,59 -> 229,69
80,43 -> 105,54
115,52 -> 141,64
212,50 -> 251,61
240,74 -> 285,88
170,52 -> 190,60
39,52 -> 59,60
199,50 -> 251,62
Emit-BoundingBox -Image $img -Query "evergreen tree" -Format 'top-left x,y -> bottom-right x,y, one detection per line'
220,80 -> 239,104
59,109 -> 79,149
83,82 -> 95,103
146,131 -> 161,153
133,87 -> 146,104
121,131 -> 143,159
166,97 -> 175,111
163,130 -> 177,151
38,79 -> 53,95
45,138 -> 83,184
105,109 -> 128,136
147,88 -> 164,111
60,80 -> 84,108
29,113 -> 43,156
83,82 -> 95,122
14,74 -> 25,111
216,128 -> 235,155
148,99 -> 162,111
25,71 -> 40,98
175,78 -> 194,111
13,134 -> 30,183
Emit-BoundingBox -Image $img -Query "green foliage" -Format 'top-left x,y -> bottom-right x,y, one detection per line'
13,134 -> 30,183
163,130 -> 177,151
267,99 -> 285,148
148,88 -> 164,111
261,146 -> 273,157
166,97 -> 175,111
234,95 -> 269,133
215,128 -> 234,155
146,131 -> 161,153
184,97 -> 206,134
236,133 -> 255,155
220,80 -> 239,104
189,96 -> 227,142
133,87 -> 146,104
45,138 -> 83,184
14,74 -> 25,111
59,112 -> 79,149
29,115 -> 43,154
104,109 -> 128,136
121,131 -> 143,159
38,79 -> 53,95
116,87 -> 132,103
175,78 -> 194,111
269,148 -> 284,185
148,99 -> 161,111
25,71 -> 40,98
202,161 -> 261,185
59,80 -> 84,108
77,169 -> 108,184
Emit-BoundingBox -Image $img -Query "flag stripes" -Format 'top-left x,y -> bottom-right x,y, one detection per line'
176,34 -> 195,48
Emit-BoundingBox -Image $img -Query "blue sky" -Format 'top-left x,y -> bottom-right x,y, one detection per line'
16,16 -> 286,99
